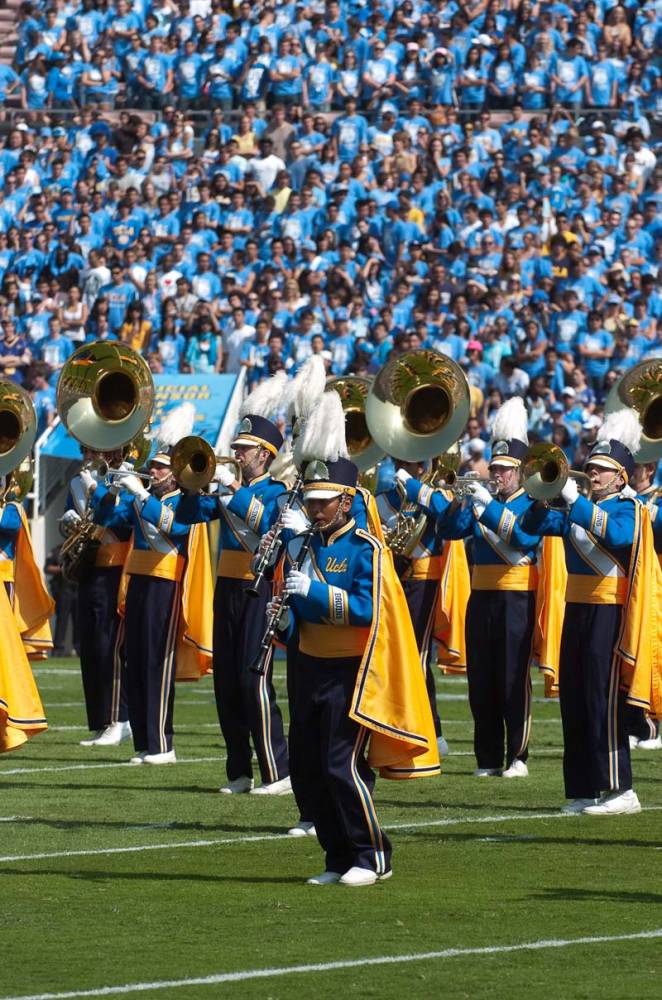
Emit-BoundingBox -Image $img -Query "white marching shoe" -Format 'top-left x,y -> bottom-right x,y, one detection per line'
219,776 -> 254,794
129,752 -> 147,765
251,775 -> 292,796
474,768 -> 502,777
143,750 -> 177,765
583,789 -> 642,816
288,821 -> 316,838
637,736 -> 662,751
502,760 -> 529,778
561,798 -> 599,814
80,729 -> 104,747
306,871 -> 342,885
437,736 -> 450,757
340,867 -> 392,887
629,735 -> 640,750
92,721 -> 132,746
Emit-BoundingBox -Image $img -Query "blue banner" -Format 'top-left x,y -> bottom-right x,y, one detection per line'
40,374 -> 238,461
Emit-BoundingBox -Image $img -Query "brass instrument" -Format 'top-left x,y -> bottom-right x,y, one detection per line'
384,454 -> 456,558
171,435 -> 239,491
521,443 -> 592,502
365,350 -> 470,462
0,457 -> 33,506
122,430 -> 152,470
247,473 -> 304,598
450,471 -> 499,501
604,359 -> 662,463
60,512 -> 104,583
105,468 -> 153,486
57,341 -> 154,451
327,376 -> 384,472
0,380 -> 37,477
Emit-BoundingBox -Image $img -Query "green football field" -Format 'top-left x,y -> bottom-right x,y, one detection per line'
2,657 -> 661,1000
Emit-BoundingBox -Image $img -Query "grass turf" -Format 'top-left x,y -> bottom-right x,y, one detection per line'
1,657 -> 661,1000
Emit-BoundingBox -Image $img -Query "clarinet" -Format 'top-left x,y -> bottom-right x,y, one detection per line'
246,473 -> 304,598
250,526 -> 317,675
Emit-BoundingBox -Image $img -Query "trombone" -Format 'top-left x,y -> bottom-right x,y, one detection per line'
521,443 -> 592,503
171,435 -> 240,491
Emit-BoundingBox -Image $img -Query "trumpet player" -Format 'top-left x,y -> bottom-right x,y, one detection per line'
62,447 -> 132,748
176,386 -> 291,796
398,399 -> 541,780
81,413 -> 212,765
520,411 -> 661,816
376,458 -> 448,756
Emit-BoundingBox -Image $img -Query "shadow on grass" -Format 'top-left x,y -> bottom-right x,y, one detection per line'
0,816 -> 288,835
532,886 -> 662,905
409,831 -> 662,850
1,868 -> 305,886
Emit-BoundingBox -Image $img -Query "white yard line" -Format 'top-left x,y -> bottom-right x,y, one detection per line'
0,756 -> 226,777
3,928 -> 662,1000
2,806 -> 661,865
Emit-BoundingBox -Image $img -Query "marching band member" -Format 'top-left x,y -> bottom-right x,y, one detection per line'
82,405 -> 213,765
520,411 -> 662,815
398,399 -> 541,779
62,448 -> 132,747
176,377 -> 291,796
274,394 -> 439,886
626,460 -> 661,750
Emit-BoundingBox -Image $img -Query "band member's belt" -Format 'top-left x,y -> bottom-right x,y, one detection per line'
299,622 -> 370,659
218,549 -> 254,580
472,564 -> 538,591
126,550 -> 185,582
408,555 -> 443,581
95,541 -> 130,569
0,559 -> 14,582
565,574 -> 627,605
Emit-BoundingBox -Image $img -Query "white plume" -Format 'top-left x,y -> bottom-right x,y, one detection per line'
296,391 -> 349,465
239,371 -> 289,419
491,396 -> 528,445
154,402 -> 196,447
598,407 -> 642,456
294,355 -> 327,419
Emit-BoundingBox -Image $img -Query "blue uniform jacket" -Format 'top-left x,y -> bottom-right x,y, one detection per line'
376,487 -> 444,558
91,483 -> 191,558
520,492 -> 636,577
0,502 -> 22,565
405,479 -> 541,567
66,475 -> 131,547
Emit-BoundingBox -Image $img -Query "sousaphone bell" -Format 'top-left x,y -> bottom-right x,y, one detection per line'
0,379 -> 37,477
604,358 -> 662,463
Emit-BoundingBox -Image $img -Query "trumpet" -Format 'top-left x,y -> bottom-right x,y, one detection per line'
521,443 -> 592,503
105,468 -> 153,486
450,471 -> 498,501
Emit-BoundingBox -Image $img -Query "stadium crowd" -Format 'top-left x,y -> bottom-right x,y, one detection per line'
0,0 -> 660,466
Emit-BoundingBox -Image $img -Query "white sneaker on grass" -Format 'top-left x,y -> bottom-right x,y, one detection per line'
474,767 -> 502,777
93,721 -> 132,746
340,867 -> 392,887
437,736 -> 449,757
143,750 -> 176,765
582,789 -> 641,815
637,736 -> 662,751
251,775 -> 292,796
629,735 -> 640,750
561,798 -> 599,814
219,776 -> 253,794
129,752 -> 147,765
306,871 -> 342,885
80,729 -> 104,747
288,821 -> 316,837
502,760 -> 528,778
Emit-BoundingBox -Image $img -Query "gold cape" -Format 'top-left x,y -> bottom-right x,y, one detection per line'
530,536 -> 567,698
118,523 -> 213,681
0,581 -> 47,751
13,507 -> 54,659
435,539 -> 470,672
619,504 -> 662,718
349,532 -> 441,779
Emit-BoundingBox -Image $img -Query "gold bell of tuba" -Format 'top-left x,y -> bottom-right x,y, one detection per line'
0,379 -> 37,478
57,341 -> 154,451
365,350 -> 470,462
604,358 -> 662,463
521,442 -> 592,501
171,435 -> 240,491
385,449 -> 461,558
326,375 -> 385,473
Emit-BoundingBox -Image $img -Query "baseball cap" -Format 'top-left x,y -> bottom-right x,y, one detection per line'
561,387 -> 576,397
467,339 -> 483,353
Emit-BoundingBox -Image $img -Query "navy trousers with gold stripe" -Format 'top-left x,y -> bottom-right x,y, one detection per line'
465,589 -> 534,770
402,578 -> 442,738
78,567 -> 127,731
213,575 -> 289,785
624,704 -> 660,742
559,603 -> 632,798
124,575 -> 179,755
286,629 -> 315,824
293,652 -> 392,876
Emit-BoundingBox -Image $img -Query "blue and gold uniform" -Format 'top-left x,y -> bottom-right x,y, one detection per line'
66,472 -> 131,734
522,488 -> 640,799
0,501 -> 22,602
376,485 -> 444,738
0,498 -> 53,659
176,414 -> 290,788
405,472 -> 541,773
92,481 -> 194,758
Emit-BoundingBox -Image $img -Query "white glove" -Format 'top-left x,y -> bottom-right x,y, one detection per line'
284,569 -> 311,598
281,506 -> 310,532
79,469 -> 96,495
214,463 -> 237,487
122,474 -> 150,502
395,468 -> 412,485
561,478 -> 579,506
464,482 -> 493,507
267,600 -> 291,632
60,510 -> 82,537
